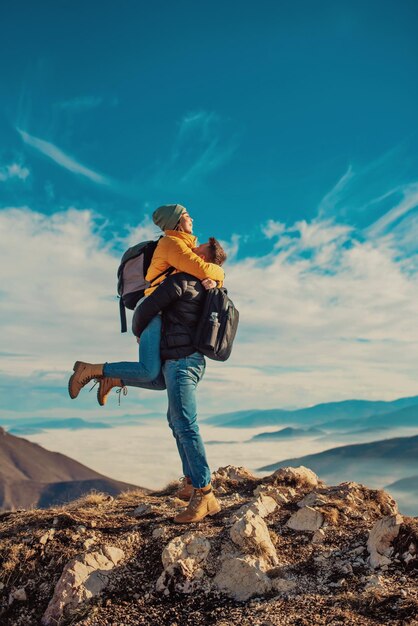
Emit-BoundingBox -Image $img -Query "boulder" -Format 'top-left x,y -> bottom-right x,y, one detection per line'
212,465 -> 256,484
297,492 -> 328,508
156,532 -> 211,594
367,514 -> 403,569
233,494 -> 278,520
269,466 -> 319,489
253,485 -> 289,504
214,556 -> 272,601
230,511 -> 278,567
286,506 -> 324,531
41,545 -> 124,625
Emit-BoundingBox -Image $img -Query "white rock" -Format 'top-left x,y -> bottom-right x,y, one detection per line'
286,506 -> 324,531
297,492 -> 328,508
9,587 -> 27,604
41,545 -> 125,625
132,503 -> 153,517
230,511 -> 278,567
212,465 -> 256,483
234,495 -> 278,520
272,578 -> 297,594
156,533 -> 211,594
0,582 -> 4,591
214,556 -> 272,601
367,514 -> 403,569
312,529 -> 326,544
83,538 -> 96,550
364,574 -> 385,590
152,527 -> 166,539
269,466 -> 319,488
40,529 -> 55,545
253,485 -> 289,504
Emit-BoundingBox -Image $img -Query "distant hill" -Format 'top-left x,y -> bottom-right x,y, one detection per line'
385,475 -> 418,492
7,418 -> 112,435
258,434 -> 418,486
204,395 -> 418,428
317,404 -> 418,431
0,427 -> 143,511
250,427 -> 323,441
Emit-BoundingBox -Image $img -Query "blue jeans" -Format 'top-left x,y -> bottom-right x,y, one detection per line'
122,353 -> 210,487
103,303 -> 164,386
163,352 -> 211,489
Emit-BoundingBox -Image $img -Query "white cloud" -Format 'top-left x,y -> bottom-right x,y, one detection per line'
0,162 -> 30,182
17,128 -> 111,185
1,206 -> 418,418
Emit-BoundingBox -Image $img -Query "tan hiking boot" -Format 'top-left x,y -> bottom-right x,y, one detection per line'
97,377 -> 124,406
174,484 -> 221,523
68,361 -> 104,399
175,477 -> 194,501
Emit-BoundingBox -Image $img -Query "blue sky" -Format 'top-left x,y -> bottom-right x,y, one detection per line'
1,0 -> 418,419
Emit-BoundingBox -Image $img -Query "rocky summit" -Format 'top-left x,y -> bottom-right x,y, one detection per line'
0,466 -> 417,626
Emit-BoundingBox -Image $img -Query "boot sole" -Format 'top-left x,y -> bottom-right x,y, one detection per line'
97,387 -> 105,407
67,361 -> 83,399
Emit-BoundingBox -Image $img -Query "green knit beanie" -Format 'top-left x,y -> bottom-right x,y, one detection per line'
152,204 -> 186,231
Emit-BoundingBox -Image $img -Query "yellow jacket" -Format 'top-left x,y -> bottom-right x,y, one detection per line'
145,230 -> 224,295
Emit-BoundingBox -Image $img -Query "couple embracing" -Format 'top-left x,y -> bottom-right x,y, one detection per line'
68,204 -> 227,524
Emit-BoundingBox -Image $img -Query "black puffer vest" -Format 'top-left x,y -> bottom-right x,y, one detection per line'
132,272 -> 206,360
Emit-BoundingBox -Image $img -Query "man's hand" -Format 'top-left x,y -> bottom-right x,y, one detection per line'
201,278 -> 217,290
136,336 -> 140,344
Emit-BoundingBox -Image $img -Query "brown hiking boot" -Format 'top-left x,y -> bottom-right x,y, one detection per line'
174,484 -> 221,523
68,361 -> 104,399
97,377 -> 124,406
175,477 -> 194,501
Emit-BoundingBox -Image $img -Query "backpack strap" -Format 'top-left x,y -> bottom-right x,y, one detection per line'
119,296 -> 128,333
119,266 -> 175,334
149,266 -> 175,286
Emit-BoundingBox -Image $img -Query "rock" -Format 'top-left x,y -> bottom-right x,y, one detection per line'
253,485 -> 289,504
312,529 -> 326,544
152,527 -> 166,539
83,538 -> 96,550
212,465 -> 256,484
214,556 -> 272,601
0,582 -> 4,591
156,532 -> 211,594
230,511 -> 278,567
367,514 -> 403,569
9,588 -> 27,604
40,529 -> 55,545
41,545 -> 125,625
286,506 -> 324,531
364,574 -> 385,590
297,492 -> 328,508
271,578 -> 297,594
268,466 -> 319,489
233,495 -> 278,520
132,503 -> 153,517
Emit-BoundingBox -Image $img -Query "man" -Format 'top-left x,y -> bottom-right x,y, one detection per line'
131,237 -> 227,524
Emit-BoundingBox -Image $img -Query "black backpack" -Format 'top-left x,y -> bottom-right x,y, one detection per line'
194,288 -> 239,361
117,239 -> 173,333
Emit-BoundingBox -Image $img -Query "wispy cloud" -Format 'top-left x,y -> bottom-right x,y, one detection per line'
150,110 -> 237,190
0,162 -> 30,182
17,128 -> 111,185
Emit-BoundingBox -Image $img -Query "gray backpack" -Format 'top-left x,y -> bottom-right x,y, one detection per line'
117,239 -> 173,332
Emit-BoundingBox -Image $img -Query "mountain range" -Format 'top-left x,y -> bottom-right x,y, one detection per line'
204,395 -> 418,428
0,426 -> 142,511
